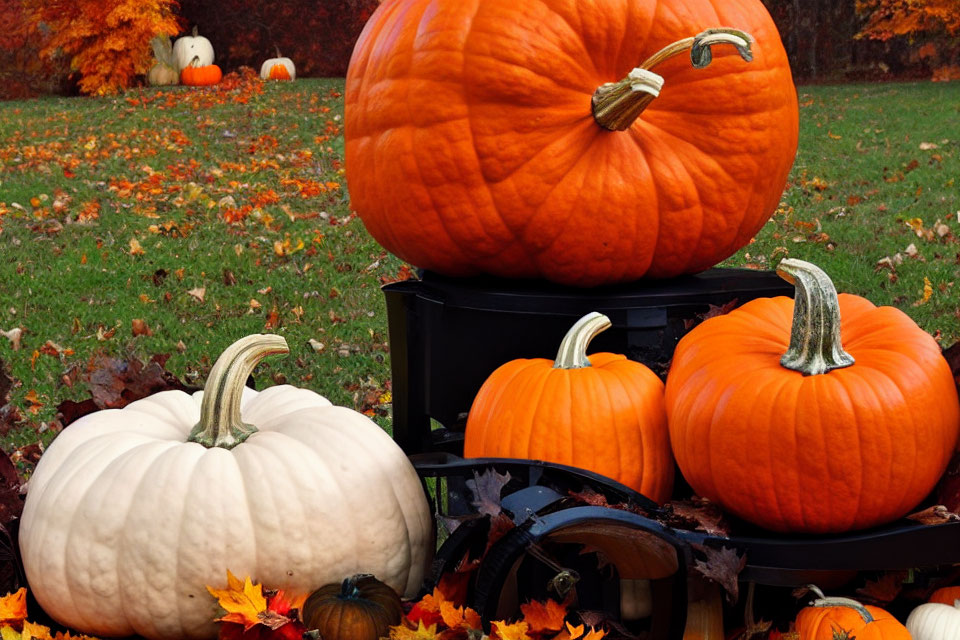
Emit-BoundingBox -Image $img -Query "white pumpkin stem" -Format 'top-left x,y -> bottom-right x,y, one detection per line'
592,27 -> 754,131
553,312 -> 610,369
777,259 -> 855,376
188,334 -> 289,449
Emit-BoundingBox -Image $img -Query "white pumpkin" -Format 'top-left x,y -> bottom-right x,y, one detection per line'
173,26 -> 214,71
907,600 -> 960,640
260,48 -> 295,80
19,334 -> 433,640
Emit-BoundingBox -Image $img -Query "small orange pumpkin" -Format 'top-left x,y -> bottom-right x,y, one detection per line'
301,574 -> 402,640
180,56 -> 222,86
795,587 -> 910,640
463,312 -> 673,503
929,586 -> 960,606
665,259 -> 960,532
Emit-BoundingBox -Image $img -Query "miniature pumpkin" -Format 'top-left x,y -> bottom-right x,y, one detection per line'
301,574 -> 402,640
260,47 -> 295,80
345,0 -> 798,286
665,259 -> 960,533
463,312 -> 673,503
147,35 -> 179,86
795,588 -> 910,640
907,598 -> 960,639
18,335 -> 433,640
173,26 -> 214,71
930,586 -> 960,606
181,56 -> 222,86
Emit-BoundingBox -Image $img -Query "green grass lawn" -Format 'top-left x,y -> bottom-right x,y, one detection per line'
1,76 -> 959,456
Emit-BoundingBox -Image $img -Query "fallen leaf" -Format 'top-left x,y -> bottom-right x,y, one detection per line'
83,354 -> 193,410
692,545 -> 746,603
856,571 -> 908,605
466,469 -> 511,518
906,505 -> 960,525
913,277 -> 933,306
206,571 -> 271,631
388,620 -> 441,640
131,319 -> 153,337
520,598 -> 567,634
23,390 -> 43,415
0,330 -> 21,351
128,238 -> 145,256
491,620 -> 532,640
920,142 -> 939,150
0,588 -> 26,626
662,498 -> 730,537
187,287 -> 206,303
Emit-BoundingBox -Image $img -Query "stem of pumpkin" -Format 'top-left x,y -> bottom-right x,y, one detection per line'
776,259 -> 855,376
592,27 -> 754,131
810,597 -> 875,623
187,334 -> 289,449
553,312 -> 610,369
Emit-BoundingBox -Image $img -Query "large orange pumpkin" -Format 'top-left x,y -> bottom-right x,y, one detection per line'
463,312 -> 673,503
345,0 -> 798,286
795,588 -> 910,640
665,259 -> 960,533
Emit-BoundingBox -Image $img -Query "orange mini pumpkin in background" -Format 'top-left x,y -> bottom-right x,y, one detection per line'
665,259 -> 960,533
345,0 -> 798,286
180,56 -> 222,86
463,312 -> 673,503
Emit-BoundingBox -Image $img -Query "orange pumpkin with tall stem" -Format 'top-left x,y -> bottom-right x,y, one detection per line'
666,259 -> 960,533
464,312 -> 673,503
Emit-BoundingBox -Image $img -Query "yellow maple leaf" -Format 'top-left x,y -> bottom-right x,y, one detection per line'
0,589 -> 27,626
583,627 -> 606,640
491,620 -> 532,640
388,620 -> 440,639
206,571 -> 268,631
519,598 -> 567,633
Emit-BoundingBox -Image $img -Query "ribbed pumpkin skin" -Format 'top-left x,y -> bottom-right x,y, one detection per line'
345,0 -> 798,286
302,576 -> 403,640
463,353 -> 673,503
181,64 -> 222,86
665,293 -> 960,533
796,604 -> 910,640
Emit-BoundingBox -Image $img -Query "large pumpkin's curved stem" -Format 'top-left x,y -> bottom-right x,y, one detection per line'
188,334 -> 289,449
592,28 -> 754,131
777,259 -> 855,376
554,312 -> 610,369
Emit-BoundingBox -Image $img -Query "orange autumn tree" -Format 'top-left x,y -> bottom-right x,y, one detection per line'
24,0 -> 184,95
856,0 -> 960,79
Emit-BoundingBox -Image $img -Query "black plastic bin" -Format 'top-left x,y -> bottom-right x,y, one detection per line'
383,267 -> 794,457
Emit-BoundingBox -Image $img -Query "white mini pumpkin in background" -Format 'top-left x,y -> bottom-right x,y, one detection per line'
173,26 -> 214,71
19,334 -> 433,640
260,47 -> 295,80
907,599 -> 960,640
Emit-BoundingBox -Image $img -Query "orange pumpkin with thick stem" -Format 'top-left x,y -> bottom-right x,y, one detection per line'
345,0 -> 798,286
795,587 -> 910,640
665,259 -> 960,533
463,312 -> 673,503
180,56 -> 222,86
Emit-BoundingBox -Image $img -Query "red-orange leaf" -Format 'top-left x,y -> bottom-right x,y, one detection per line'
519,598 -> 567,634
491,620 -> 532,640
0,588 -> 27,626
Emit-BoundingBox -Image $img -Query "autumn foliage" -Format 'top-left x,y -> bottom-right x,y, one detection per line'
22,0 -> 184,95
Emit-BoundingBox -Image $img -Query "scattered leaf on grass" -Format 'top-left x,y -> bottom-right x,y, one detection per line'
131,319 -> 153,337
83,354 -> 192,411
188,287 -> 206,303
0,330 -> 21,352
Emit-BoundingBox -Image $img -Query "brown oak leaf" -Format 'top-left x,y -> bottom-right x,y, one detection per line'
692,545 -> 746,603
